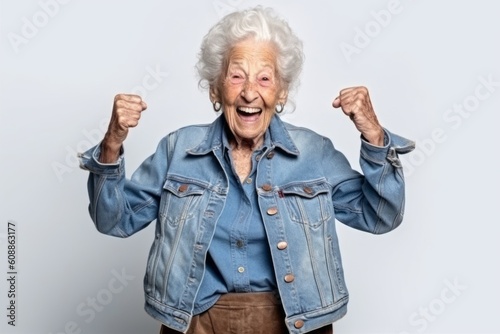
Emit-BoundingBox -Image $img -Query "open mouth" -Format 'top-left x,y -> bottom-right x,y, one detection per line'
237,107 -> 262,114
236,106 -> 262,121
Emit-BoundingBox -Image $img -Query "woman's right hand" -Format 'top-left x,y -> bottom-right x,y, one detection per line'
100,94 -> 147,163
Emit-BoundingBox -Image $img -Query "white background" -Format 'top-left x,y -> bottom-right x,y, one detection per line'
1,1 -> 499,333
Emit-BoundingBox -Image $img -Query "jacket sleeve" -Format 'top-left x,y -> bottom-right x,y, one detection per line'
78,135 -> 172,237
324,129 -> 415,234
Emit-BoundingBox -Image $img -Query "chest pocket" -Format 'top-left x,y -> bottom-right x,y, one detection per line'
281,180 -> 332,228
160,177 -> 208,228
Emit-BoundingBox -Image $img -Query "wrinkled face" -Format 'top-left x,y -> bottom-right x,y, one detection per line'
212,38 -> 287,147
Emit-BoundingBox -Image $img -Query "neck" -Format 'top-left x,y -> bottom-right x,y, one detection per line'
225,126 -> 264,152
230,137 -> 263,152
228,135 -> 261,182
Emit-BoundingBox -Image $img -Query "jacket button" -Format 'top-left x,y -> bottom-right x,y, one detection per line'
277,241 -> 288,250
266,151 -> 275,159
294,320 -> 304,329
284,274 -> 295,283
262,184 -> 272,192
178,184 -> 188,192
303,186 -> 313,194
267,207 -> 278,215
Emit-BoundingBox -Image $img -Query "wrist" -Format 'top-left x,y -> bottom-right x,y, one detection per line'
100,135 -> 123,163
363,128 -> 385,147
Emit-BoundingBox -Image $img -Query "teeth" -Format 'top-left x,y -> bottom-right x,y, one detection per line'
238,107 -> 261,114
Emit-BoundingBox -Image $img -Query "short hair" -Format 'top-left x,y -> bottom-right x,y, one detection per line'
196,6 -> 304,109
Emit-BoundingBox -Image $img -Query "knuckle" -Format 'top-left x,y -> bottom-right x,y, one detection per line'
129,94 -> 142,103
115,93 -> 129,102
355,92 -> 366,100
115,93 -> 142,103
115,100 -> 127,108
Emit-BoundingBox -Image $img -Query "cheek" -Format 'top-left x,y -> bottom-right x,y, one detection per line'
221,82 -> 242,101
262,83 -> 280,100
263,92 -> 280,107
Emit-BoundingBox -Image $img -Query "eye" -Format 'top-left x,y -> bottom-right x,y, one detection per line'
259,74 -> 271,81
229,72 -> 245,84
258,74 -> 273,86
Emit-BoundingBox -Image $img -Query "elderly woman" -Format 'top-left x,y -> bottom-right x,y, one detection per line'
80,6 -> 414,334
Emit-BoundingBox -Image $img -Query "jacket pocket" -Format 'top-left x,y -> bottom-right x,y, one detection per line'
145,177 -> 209,298
281,179 -> 332,228
159,177 -> 208,228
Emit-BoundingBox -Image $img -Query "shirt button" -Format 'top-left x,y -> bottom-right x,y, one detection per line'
267,207 -> 278,215
303,186 -> 313,194
178,184 -> 188,192
294,320 -> 304,329
245,178 -> 252,184
256,154 -> 262,161
277,241 -> 288,250
266,151 -> 275,159
237,266 -> 245,273
236,240 -> 244,248
284,274 -> 295,283
261,184 -> 272,192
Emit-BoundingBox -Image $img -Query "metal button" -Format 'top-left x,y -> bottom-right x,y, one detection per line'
236,240 -> 244,248
267,207 -> 278,215
262,184 -> 272,192
266,151 -> 275,159
256,155 -> 262,161
277,241 -> 288,250
237,266 -> 245,273
294,320 -> 304,329
178,184 -> 188,192
284,274 -> 295,283
303,186 -> 313,194
246,178 -> 252,184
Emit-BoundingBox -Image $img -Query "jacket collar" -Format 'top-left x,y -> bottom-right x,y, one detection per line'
187,114 -> 300,156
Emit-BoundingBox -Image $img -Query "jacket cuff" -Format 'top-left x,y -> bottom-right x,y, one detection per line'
360,128 -> 415,167
78,142 -> 125,176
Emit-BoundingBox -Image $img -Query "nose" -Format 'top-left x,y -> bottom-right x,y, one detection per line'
242,80 -> 258,102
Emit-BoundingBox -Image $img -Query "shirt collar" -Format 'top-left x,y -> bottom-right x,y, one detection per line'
187,114 -> 300,156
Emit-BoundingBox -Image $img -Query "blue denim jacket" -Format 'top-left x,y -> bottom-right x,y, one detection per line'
79,114 -> 414,333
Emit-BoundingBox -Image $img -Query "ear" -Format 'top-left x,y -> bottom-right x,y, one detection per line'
209,85 -> 220,103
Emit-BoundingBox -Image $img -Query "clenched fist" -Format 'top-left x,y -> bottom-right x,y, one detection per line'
332,86 -> 384,146
100,94 -> 147,163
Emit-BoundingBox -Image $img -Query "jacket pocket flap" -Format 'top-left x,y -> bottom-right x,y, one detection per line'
163,178 -> 207,197
281,180 -> 330,198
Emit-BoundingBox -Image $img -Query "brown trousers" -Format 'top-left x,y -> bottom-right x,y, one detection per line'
159,292 -> 333,334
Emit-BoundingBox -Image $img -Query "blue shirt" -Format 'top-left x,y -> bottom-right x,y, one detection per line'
193,123 -> 277,314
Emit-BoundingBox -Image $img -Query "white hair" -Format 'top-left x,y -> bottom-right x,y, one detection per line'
196,6 -> 304,110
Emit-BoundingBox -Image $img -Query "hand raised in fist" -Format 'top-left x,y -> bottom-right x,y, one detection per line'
100,94 -> 147,163
332,86 -> 385,146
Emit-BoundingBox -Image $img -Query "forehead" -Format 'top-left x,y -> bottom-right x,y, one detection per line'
227,38 -> 277,68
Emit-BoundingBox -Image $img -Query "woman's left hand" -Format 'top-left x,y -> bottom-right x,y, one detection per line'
332,86 -> 385,146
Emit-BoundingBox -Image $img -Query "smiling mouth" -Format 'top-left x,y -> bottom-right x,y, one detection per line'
237,107 -> 262,114
236,107 -> 262,122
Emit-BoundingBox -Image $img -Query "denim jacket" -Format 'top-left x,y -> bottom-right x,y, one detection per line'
79,114 -> 414,333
